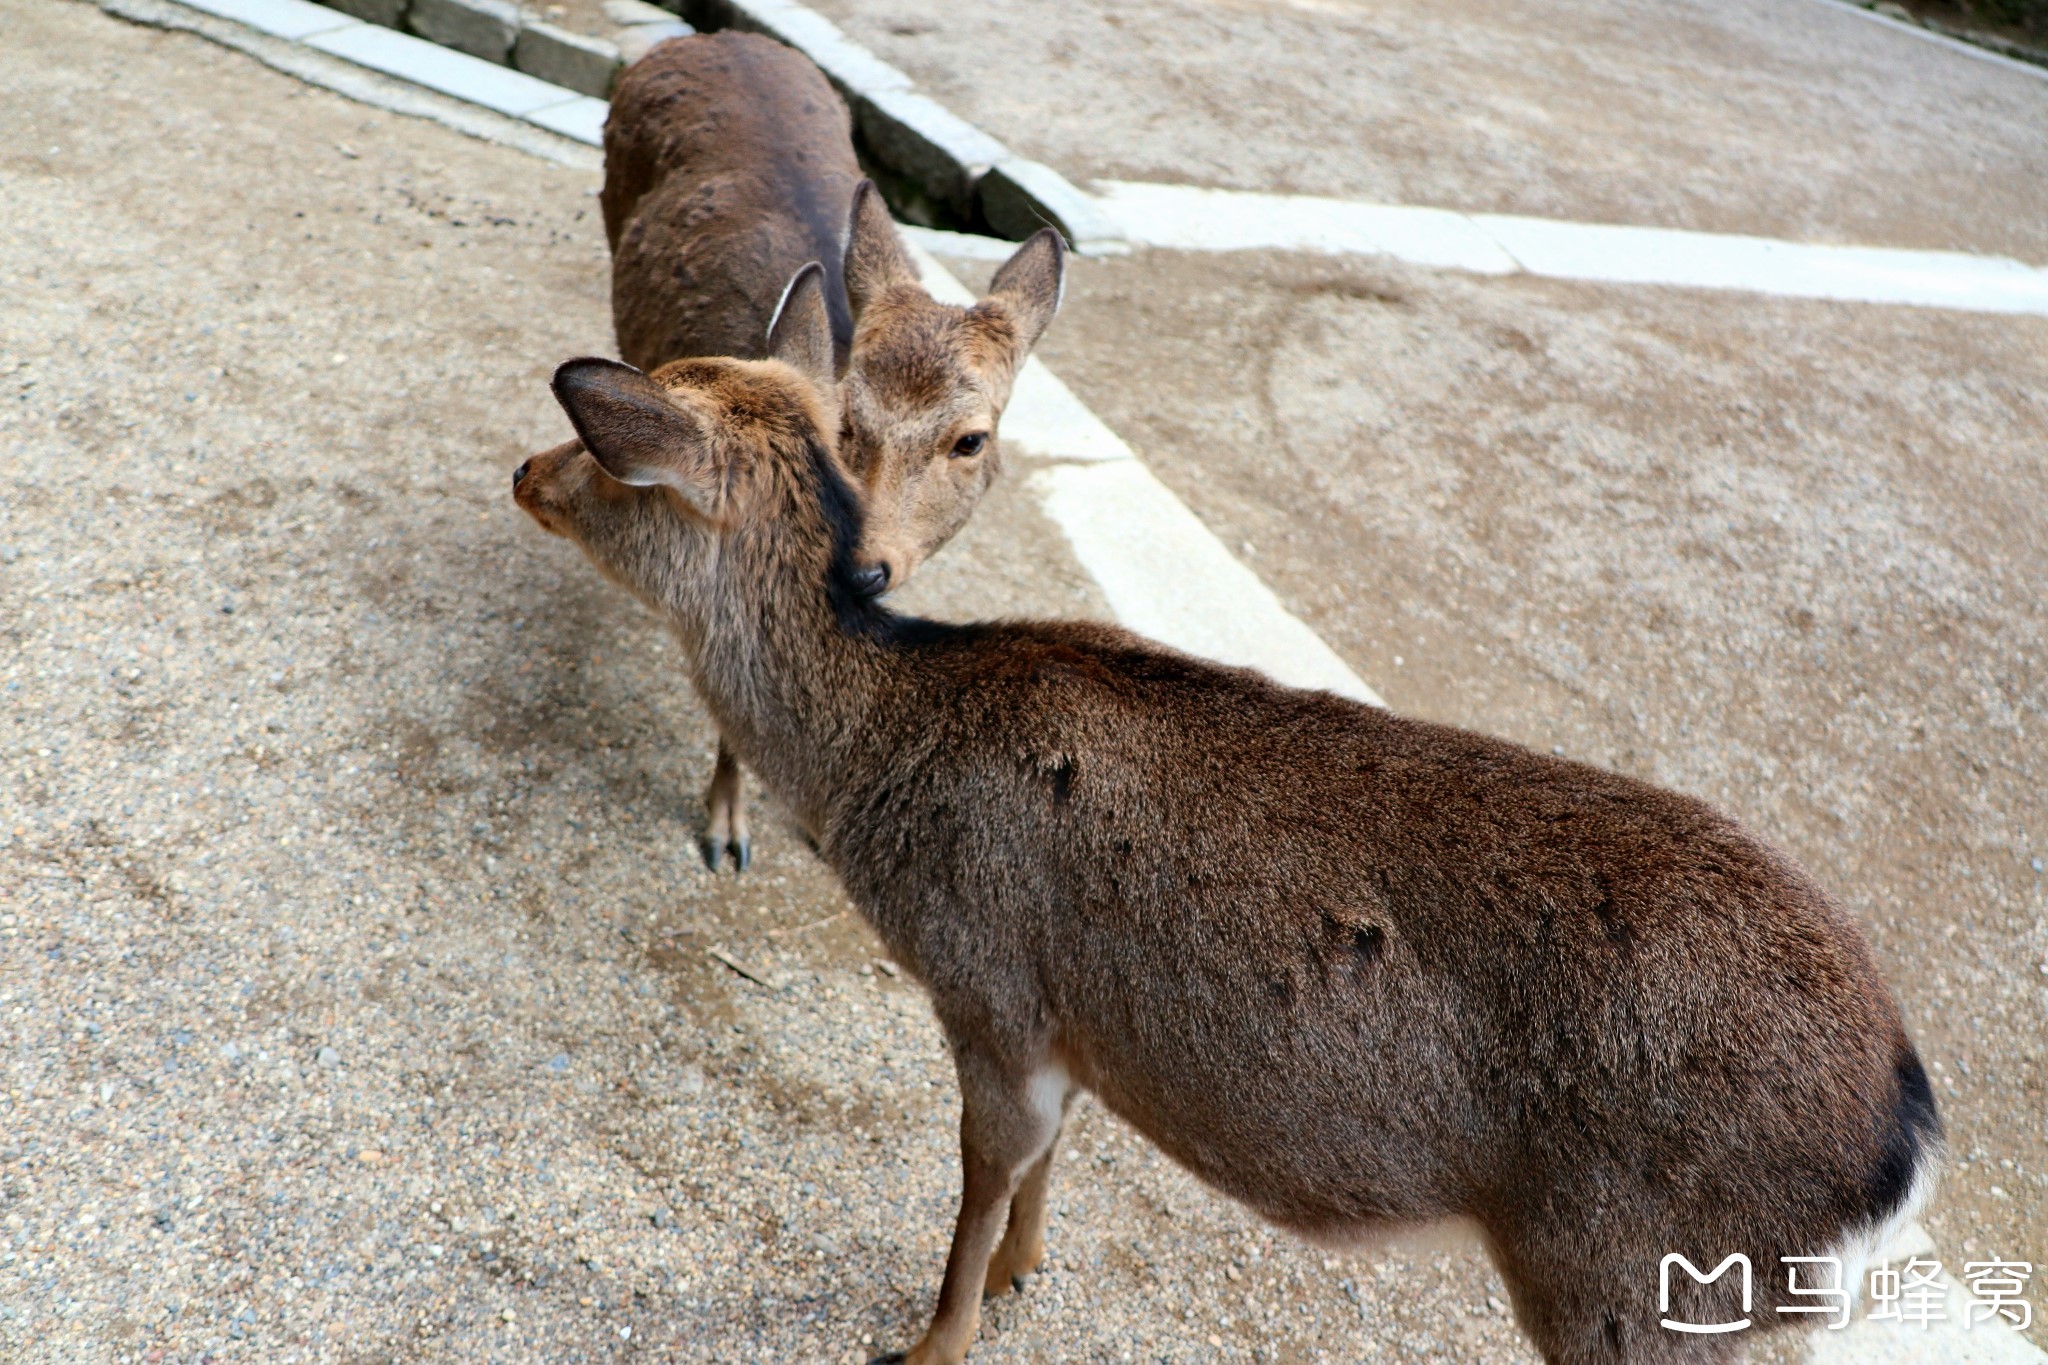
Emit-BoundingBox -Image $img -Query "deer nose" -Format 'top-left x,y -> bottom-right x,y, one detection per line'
851,563 -> 889,597
512,460 -> 531,487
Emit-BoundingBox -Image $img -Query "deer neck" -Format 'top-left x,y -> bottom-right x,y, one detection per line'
675,456 -> 907,838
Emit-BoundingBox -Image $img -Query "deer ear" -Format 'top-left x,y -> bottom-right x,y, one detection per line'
766,262 -> 837,393
843,179 -> 916,319
550,358 -> 717,510
984,227 -> 1066,357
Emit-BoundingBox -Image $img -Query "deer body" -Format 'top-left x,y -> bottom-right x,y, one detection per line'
600,34 -> 1065,871
515,288 -> 1937,1363
603,30 -> 859,372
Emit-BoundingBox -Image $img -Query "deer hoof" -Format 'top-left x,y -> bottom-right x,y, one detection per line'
733,835 -> 752,873
699,835 -> 723,872
866,1354 -> 908,1365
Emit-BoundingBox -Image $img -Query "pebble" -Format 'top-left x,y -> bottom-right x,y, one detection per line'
315,1046 -> 340,1068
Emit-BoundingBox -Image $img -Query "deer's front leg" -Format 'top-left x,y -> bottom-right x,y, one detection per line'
873,1055 -> 1065,1365
700,738 -> 751,872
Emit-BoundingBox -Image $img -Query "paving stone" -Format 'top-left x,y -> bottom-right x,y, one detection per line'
513,21 -> 620,98
601,0 -> 676,23
306,21 -> 576,115
174,0 -> 359,40
323,0 -> 407,26
978,157 -> 1124,249
854,87 -> 1007,218
407,0 -> 518,65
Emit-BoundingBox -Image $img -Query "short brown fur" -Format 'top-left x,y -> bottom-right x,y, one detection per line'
513,298 -> 1939,1364
602,35 -> 1064,869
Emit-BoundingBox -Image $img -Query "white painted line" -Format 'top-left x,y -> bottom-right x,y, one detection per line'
99,0 -> 600,169
1476,213 -> 2048,315
1093,180 -> 2048,317
306,21 -> 578,119
1804,0 -> 2048,84
175,0 -> 354,40
900,223 -> 1039,263
1094,180 -> 1517,275
524,94 -> 607,146
1032,462 -> 1381,705
905,240 -> 1381,705
1001,361 -> 1140,465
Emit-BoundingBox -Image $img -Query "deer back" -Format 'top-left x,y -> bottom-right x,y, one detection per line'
603,32 -> 860,371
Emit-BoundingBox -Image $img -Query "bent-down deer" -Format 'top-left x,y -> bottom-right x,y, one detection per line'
511,266 -> 1940,1364
601,31 -> 1064,870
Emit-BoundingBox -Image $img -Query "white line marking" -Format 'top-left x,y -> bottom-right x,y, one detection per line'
1091,182 -> 1517,274
1093,181 -> 2048,317
173,0 -> 354,40
906,242 -> 1382,705
1031,460 -> 1382,705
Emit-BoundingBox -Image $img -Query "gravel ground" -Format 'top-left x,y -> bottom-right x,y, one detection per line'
0,4 -> 1567,1362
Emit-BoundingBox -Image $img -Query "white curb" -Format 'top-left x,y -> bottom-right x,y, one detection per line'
1092,181 -> 2048,318
170,0 -> 608,142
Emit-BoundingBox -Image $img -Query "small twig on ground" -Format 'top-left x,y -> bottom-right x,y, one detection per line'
765,910 -> 845,939
706,945 -> 781,989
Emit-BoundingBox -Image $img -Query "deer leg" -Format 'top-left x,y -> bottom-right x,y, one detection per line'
874,1057 -> 1064,1365
700,739 -> 751,872
983,1085 -> 1073,1297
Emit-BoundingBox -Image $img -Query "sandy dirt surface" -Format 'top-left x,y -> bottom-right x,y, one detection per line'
807,0 -> 2048,263
0,4 -> 1582,1363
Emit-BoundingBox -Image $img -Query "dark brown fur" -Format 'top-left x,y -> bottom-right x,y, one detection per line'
512,286 -> 1938,1365
604,32 -> 860,370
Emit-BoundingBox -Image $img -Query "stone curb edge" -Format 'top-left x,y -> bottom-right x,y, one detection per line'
1806,0 -> 2048,81
667,0 -> 1126,250
93,0 -> 604,168
280,0 -> 1130,248
153,0 -> 1128,249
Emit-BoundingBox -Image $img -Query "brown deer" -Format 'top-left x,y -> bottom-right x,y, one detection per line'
602,31 -> 1066,870
511,267 -> 1940,1365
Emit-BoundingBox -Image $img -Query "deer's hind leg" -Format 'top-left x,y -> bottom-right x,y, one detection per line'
984,1072 -> 1074,1297
874,1056 -> 1068,1365
700,738 -> 751,872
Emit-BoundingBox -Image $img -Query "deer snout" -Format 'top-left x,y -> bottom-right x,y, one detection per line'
850,562 -> 890,598
512,459 -> 531,487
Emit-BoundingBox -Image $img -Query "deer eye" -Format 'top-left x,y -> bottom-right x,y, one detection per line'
950,432 -> 988,459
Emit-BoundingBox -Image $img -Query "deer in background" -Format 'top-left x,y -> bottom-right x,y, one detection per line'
512,269 -> 1940,1365
600,30 -> 1065,869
